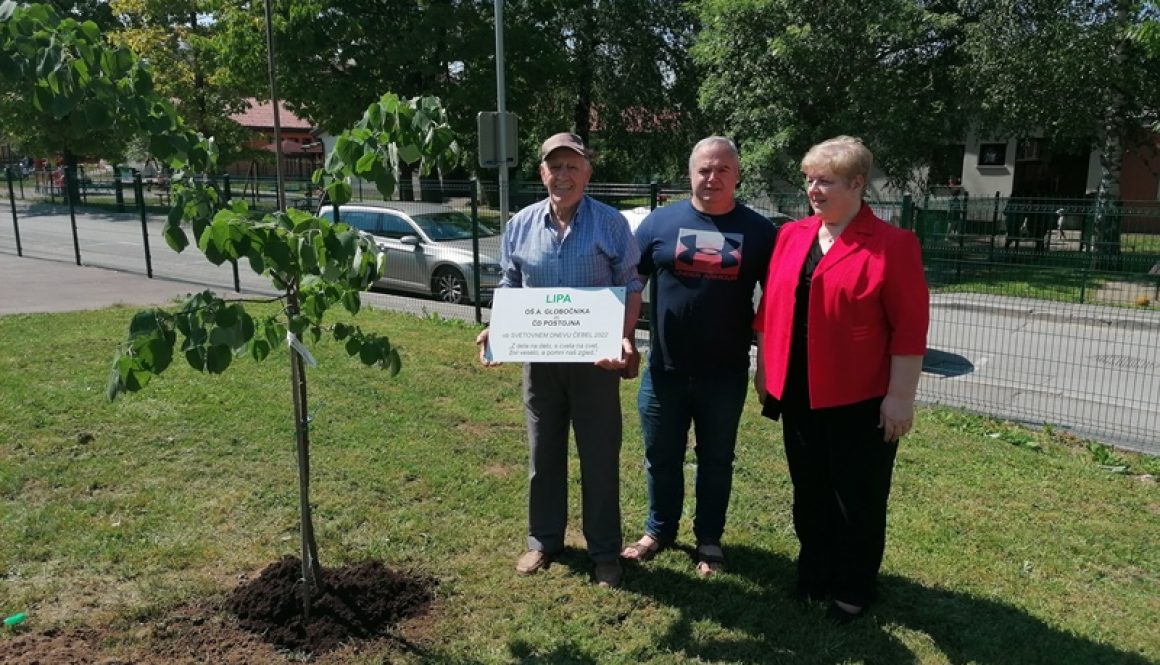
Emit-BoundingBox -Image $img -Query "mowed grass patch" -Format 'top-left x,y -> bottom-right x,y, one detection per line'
0,305 -> 1156,664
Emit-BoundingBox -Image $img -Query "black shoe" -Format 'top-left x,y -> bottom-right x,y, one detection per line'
825,601 -> 865,625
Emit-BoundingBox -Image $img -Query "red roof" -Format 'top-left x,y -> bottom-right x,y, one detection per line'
230,99 -> 314,131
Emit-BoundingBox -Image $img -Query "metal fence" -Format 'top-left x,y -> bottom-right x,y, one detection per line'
3,167 -> 1158,454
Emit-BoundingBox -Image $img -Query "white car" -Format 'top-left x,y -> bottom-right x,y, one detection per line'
319,202 -> 502,305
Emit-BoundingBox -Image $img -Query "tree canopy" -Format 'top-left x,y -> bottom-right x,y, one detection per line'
206,0 -> 703,183
0,0 -> 180,166
107,0 -> 257,165
692,0 -> 967,193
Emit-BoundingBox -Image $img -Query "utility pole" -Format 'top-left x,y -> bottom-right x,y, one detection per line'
495,0 -> 509,227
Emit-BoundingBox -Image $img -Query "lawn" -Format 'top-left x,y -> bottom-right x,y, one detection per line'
0,304 -> 1157,664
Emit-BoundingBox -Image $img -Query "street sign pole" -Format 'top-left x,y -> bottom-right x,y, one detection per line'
495,0 -> 509,228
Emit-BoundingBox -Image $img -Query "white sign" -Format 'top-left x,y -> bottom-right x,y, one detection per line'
486,287 -> 625,363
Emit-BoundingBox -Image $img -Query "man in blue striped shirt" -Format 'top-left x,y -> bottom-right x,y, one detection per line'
475,132 -> 642,588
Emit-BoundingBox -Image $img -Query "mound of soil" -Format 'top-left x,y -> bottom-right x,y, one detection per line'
225,555 -> 434,655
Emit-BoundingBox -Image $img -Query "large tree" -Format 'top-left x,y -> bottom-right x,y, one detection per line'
498,0 -> 706,182
691,0 -> 967,194
961,0 -> 1160,254
107,0 -> 257,165
210,0 -> 703,183
0,1 -> 160,174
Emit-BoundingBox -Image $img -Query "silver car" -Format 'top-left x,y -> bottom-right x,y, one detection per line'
318,202 -> 502,305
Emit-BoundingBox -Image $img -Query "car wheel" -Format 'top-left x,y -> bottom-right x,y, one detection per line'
432,267 -> 468,305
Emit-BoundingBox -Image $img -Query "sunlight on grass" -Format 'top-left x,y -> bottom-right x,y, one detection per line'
0,306 -> 1156,664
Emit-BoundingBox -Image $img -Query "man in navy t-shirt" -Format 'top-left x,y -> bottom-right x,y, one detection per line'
622,136 -> 776,575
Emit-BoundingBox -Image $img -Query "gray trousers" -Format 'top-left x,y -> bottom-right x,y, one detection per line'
523,362 -> 623,562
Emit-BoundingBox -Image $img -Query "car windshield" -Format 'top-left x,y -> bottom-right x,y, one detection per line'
411,212 -> 498,241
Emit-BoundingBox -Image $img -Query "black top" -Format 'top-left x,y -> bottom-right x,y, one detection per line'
781,237 -> 825,412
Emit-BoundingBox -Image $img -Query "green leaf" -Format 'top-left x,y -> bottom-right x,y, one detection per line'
163,224 -> 189,253
325,180 -> 352,206
333,322 -> 352,340
341,290 -> 361,315
116,355 -> 153,392
359,339 -> 378,365
129,310 -> 162,338
397,142 -> 422,165
137,337 -> 173,374
79,19 -> 99,42
355,151 -> 377,174
250,339 -> 271,361
386,348 -> 402,376
345,336 -> 362,356
216,303 -> 239,327
205,345 -> 232,374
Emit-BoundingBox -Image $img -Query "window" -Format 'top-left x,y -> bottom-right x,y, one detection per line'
978,143 -> 1007,167
343,211 -> 380,233
930,145 -> 965,187
379,213 -> 415,239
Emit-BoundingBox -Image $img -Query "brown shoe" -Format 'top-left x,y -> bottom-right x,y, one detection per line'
594,559 -> 623,588
516,549 -> 553,575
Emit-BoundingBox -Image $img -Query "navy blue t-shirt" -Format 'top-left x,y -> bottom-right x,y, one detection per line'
635,200 -> 777,374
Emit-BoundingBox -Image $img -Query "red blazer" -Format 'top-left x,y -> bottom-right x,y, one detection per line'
756,204 -> 929,409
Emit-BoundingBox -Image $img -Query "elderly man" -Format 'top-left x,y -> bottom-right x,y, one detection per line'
622,136 -> 776,575
475,132 -> 642,588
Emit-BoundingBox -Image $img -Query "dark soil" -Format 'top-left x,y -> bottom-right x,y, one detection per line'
5,556 -> 435,664
226,555 -> 434,655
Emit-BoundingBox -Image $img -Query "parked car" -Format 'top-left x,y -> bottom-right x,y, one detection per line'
318,202 -> 502,305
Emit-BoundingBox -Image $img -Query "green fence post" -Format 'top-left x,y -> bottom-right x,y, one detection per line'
649,181 -> 659,211
901,193 -> 913,231
114,168 -> 125,212
133,173 -> 153,278
6,167 -> 23,257
916,193 -> 928,247
990,191 -> 1000,265
65,165 -> 82,266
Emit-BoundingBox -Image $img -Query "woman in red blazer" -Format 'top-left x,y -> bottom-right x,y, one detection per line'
754,136 -> 929,623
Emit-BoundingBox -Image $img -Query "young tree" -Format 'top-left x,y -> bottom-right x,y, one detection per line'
108,92 -> 459,612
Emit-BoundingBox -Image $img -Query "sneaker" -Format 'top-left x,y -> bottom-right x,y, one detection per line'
516,549 -> 553,575
594,559 -> 623,588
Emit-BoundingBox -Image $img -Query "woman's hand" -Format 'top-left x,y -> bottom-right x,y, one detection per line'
879,394 -> 914,441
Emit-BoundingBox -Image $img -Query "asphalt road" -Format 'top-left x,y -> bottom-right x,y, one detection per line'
2,199 -> 1157,455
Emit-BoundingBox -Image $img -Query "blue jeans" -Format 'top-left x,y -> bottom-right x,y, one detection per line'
637,366 -> 748,545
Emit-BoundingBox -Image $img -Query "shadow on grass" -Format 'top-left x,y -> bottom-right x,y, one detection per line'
560,544 -> 1150,665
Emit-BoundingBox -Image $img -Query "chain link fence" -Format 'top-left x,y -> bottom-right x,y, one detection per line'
3,166 -> 1158,454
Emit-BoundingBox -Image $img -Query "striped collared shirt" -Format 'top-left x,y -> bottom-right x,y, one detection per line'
499,195 -> 642,293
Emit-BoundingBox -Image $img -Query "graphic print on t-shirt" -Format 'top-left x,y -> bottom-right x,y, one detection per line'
674,228 -> 743,280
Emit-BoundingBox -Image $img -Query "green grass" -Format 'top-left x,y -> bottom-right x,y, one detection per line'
1,305 -> 1157,664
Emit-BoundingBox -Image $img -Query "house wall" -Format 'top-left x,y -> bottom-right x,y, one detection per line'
962,134 -> 1017,198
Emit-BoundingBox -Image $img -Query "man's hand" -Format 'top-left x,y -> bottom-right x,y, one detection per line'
595,337 -> 637,375
620,339 -> 641,379
475,328 -> 501,367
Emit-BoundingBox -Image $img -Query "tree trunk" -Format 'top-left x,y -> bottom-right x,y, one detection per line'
571,2 -> 597,144
1093,0 -> 1130,270
286,289 -> 323,615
